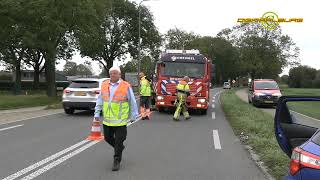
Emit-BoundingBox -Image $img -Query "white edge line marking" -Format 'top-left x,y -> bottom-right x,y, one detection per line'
212,130 -> 222,150
212,112 -> 216,119
0,124 -> 24,132
292,110 -> 320,122
20,141 -> 99,180
0,112 -> 62,126
1,140 -> 89,180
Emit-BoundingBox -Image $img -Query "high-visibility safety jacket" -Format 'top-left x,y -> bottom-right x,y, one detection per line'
101,80 -> 130,126
176,81 -> 190,100
140,76 -> 151,96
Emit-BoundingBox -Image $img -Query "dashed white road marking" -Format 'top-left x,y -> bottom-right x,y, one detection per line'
2,115 -> 143,180
1,140 -> 89,180
212,112 -> 216,119
0,124 -> 24,132
20,141 -> 99,180
212,104 -> 215,109
212,130 -> 222,150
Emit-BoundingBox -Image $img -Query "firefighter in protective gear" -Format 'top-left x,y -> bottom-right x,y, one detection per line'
94,66 -> 139,171
139,72 -> 152,120
173,76 -> 191,121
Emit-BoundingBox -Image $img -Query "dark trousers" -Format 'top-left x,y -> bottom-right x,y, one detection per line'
103,125 -> 127,160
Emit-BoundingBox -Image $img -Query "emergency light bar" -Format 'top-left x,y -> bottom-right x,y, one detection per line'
165,49 -> 200,55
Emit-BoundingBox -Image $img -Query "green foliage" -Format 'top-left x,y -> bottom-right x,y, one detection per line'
217,23 -> 300,80
288,66 -> 318,88
280,75 -> 289,84
77,0 -> 161,74
120,56 -> 154,77
165,28 -> 199,49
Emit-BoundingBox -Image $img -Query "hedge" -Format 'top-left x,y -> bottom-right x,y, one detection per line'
0,81 -> 70,91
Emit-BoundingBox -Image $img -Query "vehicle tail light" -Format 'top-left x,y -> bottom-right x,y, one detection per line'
289,147 -> 320,175
64,89 -> 72,94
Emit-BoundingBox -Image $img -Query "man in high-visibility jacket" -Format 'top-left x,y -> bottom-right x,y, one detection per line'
173,76 -> 191,121
94,66 -> 139,171
139,72 -> 152,120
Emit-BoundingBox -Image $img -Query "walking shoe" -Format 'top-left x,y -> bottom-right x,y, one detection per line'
145,116 -> 150,120
112,157 -> 121,171
185,116 -> 191,120
173,118 -> 179,121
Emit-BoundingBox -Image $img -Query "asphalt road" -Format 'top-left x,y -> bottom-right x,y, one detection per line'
0,88 -> 267,180
236,89 -> 320,128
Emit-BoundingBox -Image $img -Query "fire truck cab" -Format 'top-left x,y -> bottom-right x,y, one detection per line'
153,49 -> 212,114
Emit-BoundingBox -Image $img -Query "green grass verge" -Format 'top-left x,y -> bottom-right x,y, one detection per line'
281,87 -> 320,96
221,90 -> 289,180
45,103 -> 63,110
281,87 -> 320,120
0,95 -> 61,110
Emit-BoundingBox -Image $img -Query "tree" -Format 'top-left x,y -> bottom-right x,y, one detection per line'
63,61 -> 78,76
185,36 -> 241,84
18,0 -> 106,96
63,61 -> 93,76
165,28 -> 199,49
280,75 -> 289,85
217,23 -> 300,80
120,56 -> 154,77
76,64 -> 93,77
77,0 -> 161,77
0,0 -> 28,94
288,66 -> 317,88
24,49 -> 45,89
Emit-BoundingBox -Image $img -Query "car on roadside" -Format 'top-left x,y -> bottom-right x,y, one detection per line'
223,82 -> 231,89
274,96 -> 320,180
248,79 -> 282,107
62,78 -> 109,114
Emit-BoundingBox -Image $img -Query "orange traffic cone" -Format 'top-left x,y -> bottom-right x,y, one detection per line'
86,119 -> 104,141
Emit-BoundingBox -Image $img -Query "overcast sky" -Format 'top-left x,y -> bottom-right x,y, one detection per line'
35,0 -> 320,75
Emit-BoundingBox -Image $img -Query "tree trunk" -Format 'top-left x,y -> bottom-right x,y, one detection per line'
44,51 -> 56,97
33,64 -> 40,90
14,59 -> 22,95
105,59 -> 114,78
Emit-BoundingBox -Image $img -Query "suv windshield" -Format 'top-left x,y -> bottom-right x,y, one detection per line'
255,81 -> 279,90
69,81 -> 99,88
161,62 -> 205,78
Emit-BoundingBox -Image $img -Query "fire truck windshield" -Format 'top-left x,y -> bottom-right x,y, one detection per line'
160,62 -> 205,78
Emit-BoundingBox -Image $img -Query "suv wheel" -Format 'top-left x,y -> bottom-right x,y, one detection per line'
64,108 -> 75,114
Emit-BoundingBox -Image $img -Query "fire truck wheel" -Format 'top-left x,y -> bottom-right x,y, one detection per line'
200,109 -> 207,115
158,107 -> 165,113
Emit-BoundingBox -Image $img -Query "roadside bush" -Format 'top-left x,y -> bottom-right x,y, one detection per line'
0,81 -> 69,91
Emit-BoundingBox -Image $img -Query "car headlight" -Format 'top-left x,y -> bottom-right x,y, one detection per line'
273,93 -> 282,97
254,93 -> 265,97
198,99 -> 206,103
157,96 -> 164,100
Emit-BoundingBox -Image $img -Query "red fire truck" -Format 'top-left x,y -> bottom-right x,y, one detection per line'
152,49 -> 213,114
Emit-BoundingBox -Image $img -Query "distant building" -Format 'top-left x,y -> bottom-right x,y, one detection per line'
12,70 -> 67,82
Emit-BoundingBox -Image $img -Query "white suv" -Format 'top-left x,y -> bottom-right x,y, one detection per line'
62,78 -> 109,114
